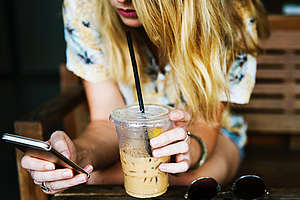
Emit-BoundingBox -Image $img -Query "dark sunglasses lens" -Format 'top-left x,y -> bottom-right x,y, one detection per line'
232,176 -> 266,199
187,178 -> 219,200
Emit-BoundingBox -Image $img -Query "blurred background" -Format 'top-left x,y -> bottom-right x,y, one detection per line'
0,0 -> 299,199
0,1 -> 64,199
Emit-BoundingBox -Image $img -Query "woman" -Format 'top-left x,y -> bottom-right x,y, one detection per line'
21,0 -> 270,194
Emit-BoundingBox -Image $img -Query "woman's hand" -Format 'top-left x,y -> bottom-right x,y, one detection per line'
20,131 -> 93,194
150,109 -> 191,174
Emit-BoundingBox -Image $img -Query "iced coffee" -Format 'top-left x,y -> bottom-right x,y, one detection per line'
110,104 -> 174,198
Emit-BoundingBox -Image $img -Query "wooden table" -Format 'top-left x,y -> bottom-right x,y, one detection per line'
51,146 -> 300,200
51,184 -> 300,200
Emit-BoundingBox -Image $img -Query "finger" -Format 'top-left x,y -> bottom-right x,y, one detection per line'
34,173 -> 88,195
44,173 -> 88,192
34,180 -> 63,195
21,155 -> 55,171
33,165 -> 93,187
159,160 -> 190,174
150,128 -> 187,148
83,164 -> 94,174
152,141 -> 189,158
49,131 -> 72,159
30,168 -> 75,182
169,109 -> 191,127
30,163 -> 94,182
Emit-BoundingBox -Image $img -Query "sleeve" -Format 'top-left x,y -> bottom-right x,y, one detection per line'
63,0 -> 110,83
223,53 -> 257,104
220,2 -> 259,105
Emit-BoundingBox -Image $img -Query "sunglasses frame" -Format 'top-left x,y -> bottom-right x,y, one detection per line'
185,175 -> 269,200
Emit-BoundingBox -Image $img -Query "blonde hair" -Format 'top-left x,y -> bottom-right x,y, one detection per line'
93,0 -> 147,84
94,0 -> 269,123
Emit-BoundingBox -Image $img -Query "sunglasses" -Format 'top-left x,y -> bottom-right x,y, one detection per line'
185,175 -> 269,200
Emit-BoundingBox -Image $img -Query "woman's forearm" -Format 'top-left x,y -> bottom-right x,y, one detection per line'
187,121 -> 219,169
187,103 -> 224,169
170,133 -> 240,186
73,120 -> 120,170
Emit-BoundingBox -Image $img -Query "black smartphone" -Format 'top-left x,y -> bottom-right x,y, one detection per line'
2,133 -> 90,178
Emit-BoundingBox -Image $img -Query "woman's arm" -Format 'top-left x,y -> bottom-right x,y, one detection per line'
187,103 -> 224,169
73,79 -> 126,170
169,104 -> 240,185
20,79 -> 126,194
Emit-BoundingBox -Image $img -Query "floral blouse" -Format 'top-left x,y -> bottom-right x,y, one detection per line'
63,0 -> 258,151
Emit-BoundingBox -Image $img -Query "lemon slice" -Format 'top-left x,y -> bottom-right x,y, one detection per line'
152,128 -> 162,138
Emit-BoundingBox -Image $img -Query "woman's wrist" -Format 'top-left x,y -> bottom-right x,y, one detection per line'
188,132 -> 207,171
73,138 -> 91,167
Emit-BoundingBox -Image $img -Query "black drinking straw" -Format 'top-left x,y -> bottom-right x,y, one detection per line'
126,31 -> 145,113
126,31 -> 152,156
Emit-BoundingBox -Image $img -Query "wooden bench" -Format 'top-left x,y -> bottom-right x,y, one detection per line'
234,15 -> 300,149
13,15 -> 300,200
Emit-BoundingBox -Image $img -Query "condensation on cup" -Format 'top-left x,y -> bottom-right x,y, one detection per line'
110,104 -> 174,198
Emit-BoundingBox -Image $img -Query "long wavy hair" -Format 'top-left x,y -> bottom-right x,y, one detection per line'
94,0 -> 270,123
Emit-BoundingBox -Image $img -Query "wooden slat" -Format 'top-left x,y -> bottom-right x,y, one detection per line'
257,54 -> 300,65
248,15 -> 300,149
256,69 -> 300,79
251,84 -> 300,94
15,150 -> 48,200
261,30 -> 300,49
239,99 -> 300,110
269,15 -> 300,30
14,121 -> 48,200
243,114 -> 300,133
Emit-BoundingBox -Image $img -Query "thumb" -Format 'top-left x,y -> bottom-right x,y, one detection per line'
49,131 -> 72,159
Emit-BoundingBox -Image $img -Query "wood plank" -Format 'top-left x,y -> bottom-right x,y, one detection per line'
251,84 -> 300,94
261,31 -> 300,49
14,122 -> 43,139
268,15 -> 300,30
51,185 -> 300,200
257,54 -> 300,65
256,69 -> 300,79
15,150 -> 48,200
242,114 -> 300,133
14,121 -> 48,200
238,99 -> 300,110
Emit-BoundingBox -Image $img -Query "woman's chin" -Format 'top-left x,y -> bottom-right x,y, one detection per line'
122,17 -> 142,27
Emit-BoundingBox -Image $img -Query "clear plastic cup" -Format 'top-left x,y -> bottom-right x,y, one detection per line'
109,104 -> 174,198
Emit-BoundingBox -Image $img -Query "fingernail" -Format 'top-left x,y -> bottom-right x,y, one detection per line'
85,165 -> 93,173
61,151 -> 70,159
159,164 -> 167,171
44,164 -> 54,170
76,175 -> 87,183
62,170 -> 73,178
153,149 -> 163,157
150,138 -> 160,147
171,112 -> 179,119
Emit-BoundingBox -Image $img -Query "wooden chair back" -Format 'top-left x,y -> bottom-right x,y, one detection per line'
235,15 -> 300,148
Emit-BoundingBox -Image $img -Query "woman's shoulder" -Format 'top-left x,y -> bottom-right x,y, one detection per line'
64,0 -> 97,20
63,0 -> 109,83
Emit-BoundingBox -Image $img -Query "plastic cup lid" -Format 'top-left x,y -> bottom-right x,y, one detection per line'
109,104 -> 174,124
